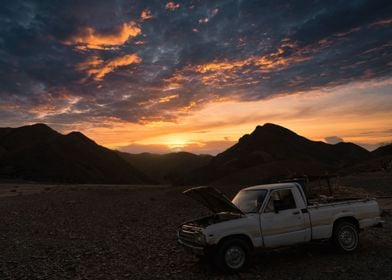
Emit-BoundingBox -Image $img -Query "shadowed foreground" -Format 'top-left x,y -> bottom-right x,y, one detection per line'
0,178 -> 391,280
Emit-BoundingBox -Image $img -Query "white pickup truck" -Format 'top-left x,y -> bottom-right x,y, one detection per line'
177,183 -> 382,272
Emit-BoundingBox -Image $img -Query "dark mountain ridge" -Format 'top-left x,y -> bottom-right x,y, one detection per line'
186,123 -> 372,185
0,124 -> 151,184
0,123 -> 387,185
347,143 -> 392,173
372,143 -> 392,157
118,151 -> 212,184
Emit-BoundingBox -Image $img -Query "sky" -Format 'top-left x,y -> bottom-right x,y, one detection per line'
0,0 -> 391,154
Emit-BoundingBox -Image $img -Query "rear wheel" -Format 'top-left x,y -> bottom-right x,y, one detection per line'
332,221 -> 359,252
214,238 -> 250,273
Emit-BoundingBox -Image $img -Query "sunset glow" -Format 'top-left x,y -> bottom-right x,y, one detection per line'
0,1 -> 391,154
75,78 -> 392,154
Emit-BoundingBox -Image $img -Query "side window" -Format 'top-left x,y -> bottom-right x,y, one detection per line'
263,189 -> 297,213
264,197 -> 274,213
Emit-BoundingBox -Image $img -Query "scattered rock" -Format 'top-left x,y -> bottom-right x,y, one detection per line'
0,182 -> 390,279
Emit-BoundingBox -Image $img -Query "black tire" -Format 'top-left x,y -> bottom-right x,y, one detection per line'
196,249 -> 213,264
332,221 -> 359,252
214,238 -> 250,273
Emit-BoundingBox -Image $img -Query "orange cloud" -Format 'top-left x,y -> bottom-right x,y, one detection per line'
140,9 -> 153,20
77,55 -> 104,70
172,42 -> 311,87
166,2 -> 180,10
64,21 -> 141,50
78,54 -> 142,80
253,47 -> 311,72
28,93 -> 82,119
159,42 -> 313,104
199,44 -> 309,73
195,60 -> 248,73
158,94 -> 179,103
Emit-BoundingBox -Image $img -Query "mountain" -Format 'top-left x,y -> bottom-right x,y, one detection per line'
0,122 -> 385,185
0,124 -> 151,184
118,151 -> 212,185
371,143 -> 392,171
372,143 -> 392,158
347,143 -> 392,173
186,123 -> 371,185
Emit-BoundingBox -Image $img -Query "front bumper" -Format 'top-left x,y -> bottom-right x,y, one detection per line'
177,239 -> 205,255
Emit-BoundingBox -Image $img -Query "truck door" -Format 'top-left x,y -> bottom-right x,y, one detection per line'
260,188 -> 307,248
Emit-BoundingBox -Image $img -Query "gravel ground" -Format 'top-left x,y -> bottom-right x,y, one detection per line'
0,176 -> 391,280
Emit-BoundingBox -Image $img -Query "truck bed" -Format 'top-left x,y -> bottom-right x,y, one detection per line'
307,197 -> 381,240
308,196 -> 371,206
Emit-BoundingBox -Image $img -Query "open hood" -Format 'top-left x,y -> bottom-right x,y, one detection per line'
183,186 -> 244,215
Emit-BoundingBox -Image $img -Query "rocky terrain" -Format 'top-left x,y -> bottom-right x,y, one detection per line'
0,172 -> 391,280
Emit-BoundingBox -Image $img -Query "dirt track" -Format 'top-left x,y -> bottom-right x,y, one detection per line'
0,178 -> 391,280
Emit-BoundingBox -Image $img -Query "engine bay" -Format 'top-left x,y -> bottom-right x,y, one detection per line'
186,212 -> 242,228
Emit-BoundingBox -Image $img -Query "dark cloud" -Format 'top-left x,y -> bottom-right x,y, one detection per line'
325,136 -> 344,144
290,0 -> 392,44
0,0 -> 391,126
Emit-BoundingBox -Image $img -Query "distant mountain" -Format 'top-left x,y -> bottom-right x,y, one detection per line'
347,143 -> 392,173
0,122 -> 386,185
118,151 -> 212,185
186,123 -> 371,185
372,143 -> 392,157
0,124 -> 151,184
372,143 -> 392,171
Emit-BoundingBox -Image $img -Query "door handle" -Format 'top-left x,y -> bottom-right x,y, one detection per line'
292,211 -> 300,215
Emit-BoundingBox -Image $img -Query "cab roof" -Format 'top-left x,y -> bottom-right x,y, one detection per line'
242,182 -> 298,191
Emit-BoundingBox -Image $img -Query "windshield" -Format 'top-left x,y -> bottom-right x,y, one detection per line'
232,189 -> 268,213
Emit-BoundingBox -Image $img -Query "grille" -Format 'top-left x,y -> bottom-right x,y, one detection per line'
178,225 -> 201,245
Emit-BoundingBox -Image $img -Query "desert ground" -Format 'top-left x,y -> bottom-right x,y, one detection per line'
0,172 -> 391,280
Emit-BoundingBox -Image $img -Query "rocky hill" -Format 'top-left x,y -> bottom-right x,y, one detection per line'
0,124 -> 151,184
118,151 -> 212,185
1,123 -> 388,185
186,123 -> 371,185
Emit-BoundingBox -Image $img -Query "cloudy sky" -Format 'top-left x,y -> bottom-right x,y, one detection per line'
0,0 -> 391,154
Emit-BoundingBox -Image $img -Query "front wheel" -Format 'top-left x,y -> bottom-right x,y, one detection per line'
332,221 -> 359,252
214,238 -> 250,273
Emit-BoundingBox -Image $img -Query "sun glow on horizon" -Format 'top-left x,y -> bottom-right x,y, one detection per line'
71,78 -> 392,155
165,138 -> 189,150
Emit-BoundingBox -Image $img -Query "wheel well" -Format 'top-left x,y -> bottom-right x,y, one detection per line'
333,216 -> 359,231
217,234 -> 254,250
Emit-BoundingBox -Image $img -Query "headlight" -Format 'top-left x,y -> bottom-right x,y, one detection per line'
195,232 -> 206,244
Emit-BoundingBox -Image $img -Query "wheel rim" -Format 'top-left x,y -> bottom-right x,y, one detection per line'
338,225 -> 358,250
224,245 -> 245,270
